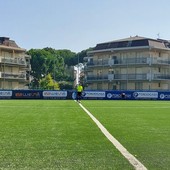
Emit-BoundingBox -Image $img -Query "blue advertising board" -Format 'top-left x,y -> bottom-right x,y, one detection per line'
0,90 -> 170,100
158,92 -> 170,100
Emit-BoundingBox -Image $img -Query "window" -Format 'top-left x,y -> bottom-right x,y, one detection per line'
111,56 -> 117,60
108,69 -> 114,74
135,82 -> 143,90
158,52 -> 161,57
120,82 -> 127,90
8,81 -> 12,89
9,66 -> 13,73
158,67 -> 161,72
97,83 -> 102,90
113,84 -> 117,90
158,83 -> 161,88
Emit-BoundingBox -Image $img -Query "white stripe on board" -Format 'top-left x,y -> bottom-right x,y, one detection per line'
79,102 -> 147,170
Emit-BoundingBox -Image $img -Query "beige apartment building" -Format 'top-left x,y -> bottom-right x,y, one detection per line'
0,37 -> 31,89
85,36 -> 170,90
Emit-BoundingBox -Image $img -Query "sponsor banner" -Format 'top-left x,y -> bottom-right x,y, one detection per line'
106,92 -> 132,99
159,93 -> 170,100
1,90 -> 170,100
133,92 -> 158,99
0,91 -> 12,96
0,91 -> 12,98
13,91 -> 41,99
107,92 -> 121,99
82,91 -> 105,98
43,91 -> 67,98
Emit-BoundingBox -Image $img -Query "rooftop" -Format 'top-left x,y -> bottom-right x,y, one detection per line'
0,37 -> 26,51
93,36 -> 170,51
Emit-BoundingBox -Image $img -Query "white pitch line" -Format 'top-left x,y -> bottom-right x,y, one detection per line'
78,102 -> 147,170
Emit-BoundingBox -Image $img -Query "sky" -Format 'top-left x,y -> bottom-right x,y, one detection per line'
1,0 -> 170,53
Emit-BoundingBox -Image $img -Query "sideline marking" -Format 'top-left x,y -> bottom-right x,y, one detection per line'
78,102 -> 147,170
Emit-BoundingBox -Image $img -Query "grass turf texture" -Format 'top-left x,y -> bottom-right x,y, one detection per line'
82,100 -> 170,170
0,100 -> 133,170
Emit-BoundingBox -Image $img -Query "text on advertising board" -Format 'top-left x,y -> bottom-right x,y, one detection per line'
133,92 -> 158,98
0,91 -> 12,97
43,91 -> 67,97
83,91 -> 105,98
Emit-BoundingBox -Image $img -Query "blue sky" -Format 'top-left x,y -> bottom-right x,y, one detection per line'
1,0 -> 170,52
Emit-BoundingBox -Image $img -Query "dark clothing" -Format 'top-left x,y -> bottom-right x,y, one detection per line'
121,93 -> 126,99
77,92 -> 82,101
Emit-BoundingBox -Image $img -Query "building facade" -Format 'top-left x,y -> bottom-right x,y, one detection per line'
85,36 -> 170,90
0,37 -> 31,89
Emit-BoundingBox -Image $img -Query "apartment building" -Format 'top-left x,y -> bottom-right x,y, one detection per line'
85,36 -> 170,90
0,37 -> 31,89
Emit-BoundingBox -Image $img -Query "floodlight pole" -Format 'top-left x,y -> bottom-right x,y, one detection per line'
54,59 -> 56,81
77,53 -> 79,83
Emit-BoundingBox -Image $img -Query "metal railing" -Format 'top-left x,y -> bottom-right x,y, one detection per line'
86,73 -> 170,82
0,56 -> 26,65
153,74 -> 170,80
0,72 -> 26,79
86,57 -> 170,67
114,74 -> 147,80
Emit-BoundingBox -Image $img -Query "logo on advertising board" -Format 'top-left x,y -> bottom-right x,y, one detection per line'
0,91 -> 12,97
159,93 -> 170,99
15,92 -> 40,98
107,92 -> 131,99
107,93 -> 121,99
133,92 -> 158,99
107,93 -> 113,99
43,91 -> 67,97
83,91 -> 105,98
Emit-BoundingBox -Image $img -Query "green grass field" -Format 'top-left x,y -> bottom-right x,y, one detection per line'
0,100 -> 169,170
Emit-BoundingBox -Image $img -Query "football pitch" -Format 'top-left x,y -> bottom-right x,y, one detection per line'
0,100 -> 169,170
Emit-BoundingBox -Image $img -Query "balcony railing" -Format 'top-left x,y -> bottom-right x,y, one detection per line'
114,74 -> 147,80
86,73 -> 170,82
153,74 -> 170,80
86,74 -> 108,81
0,56 -> 26,66
0,72 -> 26,80
86,57 -> 170,67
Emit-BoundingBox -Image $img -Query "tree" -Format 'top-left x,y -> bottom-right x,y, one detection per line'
39,74 -> 60,90
27,48 -> 65,88
27,47 -> 93,89
27,49 -> 52,88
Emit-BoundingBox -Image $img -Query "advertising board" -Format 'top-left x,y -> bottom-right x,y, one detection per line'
0,91 -> 12,99
43,91 -> 67,99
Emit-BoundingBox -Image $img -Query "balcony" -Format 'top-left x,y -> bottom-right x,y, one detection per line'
153,74 -> 170,80
86,73 -> 170,82
0,72 -> 26,80
156,59 -> 170,65
86,57 -> 170,67
0,56 -> 26,66
114,74 -> 147,80
25,54 -> 31,59
86,74 -> 108,81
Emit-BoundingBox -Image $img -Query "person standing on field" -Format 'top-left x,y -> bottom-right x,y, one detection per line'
76,83 -> 83,103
